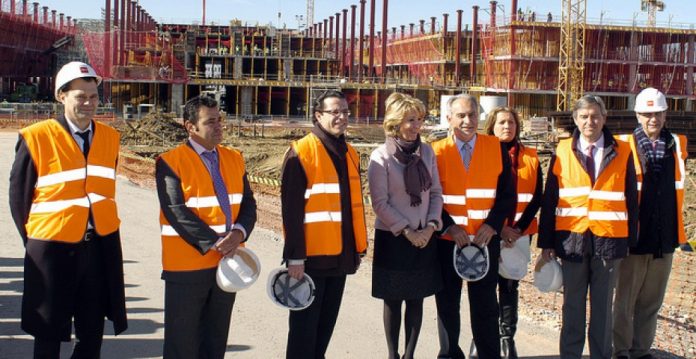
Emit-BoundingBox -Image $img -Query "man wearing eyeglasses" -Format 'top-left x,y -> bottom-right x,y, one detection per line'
280,90 -> 368,359
613,88 -> 688,359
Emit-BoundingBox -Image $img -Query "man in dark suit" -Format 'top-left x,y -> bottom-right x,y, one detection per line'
156,95 -> 257,358
10,61 -> 127,358
432,94 -> 515,359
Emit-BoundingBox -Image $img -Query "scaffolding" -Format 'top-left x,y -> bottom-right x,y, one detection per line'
0,0 -> 76,97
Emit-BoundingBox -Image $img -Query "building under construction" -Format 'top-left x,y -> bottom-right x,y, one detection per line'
2,0 -> 695,122
0,0 -> 80,102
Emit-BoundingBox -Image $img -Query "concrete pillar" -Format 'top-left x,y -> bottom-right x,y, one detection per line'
172,84 -> 184,114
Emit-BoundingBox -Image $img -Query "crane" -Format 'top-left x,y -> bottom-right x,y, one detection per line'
307,0 -> 314,31
641,0 -> 665,27
556,0 -> 587,111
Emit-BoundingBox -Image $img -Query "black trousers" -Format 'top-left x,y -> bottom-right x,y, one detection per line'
435,239 -> 502,359
286,274 -> 347,359
163,277 -> 236,359
33,231 -> 107,359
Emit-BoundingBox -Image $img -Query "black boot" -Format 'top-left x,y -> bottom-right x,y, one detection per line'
501,337 -> 518,359
499,278 -> 519,358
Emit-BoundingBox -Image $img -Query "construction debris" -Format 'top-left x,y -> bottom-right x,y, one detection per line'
117,111 -> 187,147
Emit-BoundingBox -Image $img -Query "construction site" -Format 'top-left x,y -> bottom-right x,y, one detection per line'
0,0 -> 694,357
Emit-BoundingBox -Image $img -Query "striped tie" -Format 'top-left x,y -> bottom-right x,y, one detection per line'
202,151 -> 232,232
461,142 -> 472,170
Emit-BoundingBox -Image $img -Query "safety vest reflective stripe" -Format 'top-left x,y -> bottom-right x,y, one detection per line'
87,165 -> 116,180
304,183 -> 340,199
442,195 -> 466,205
468,209 -> 491,219
556,207 -> 588,217
451,216 -> 468,225
588,211 -> 628,221
673,133 -> 686,190
588,190 -> 625,201
514,213 -> 523,221
304,211 -> 342,223
36,168 -> 85,187
30,197 -> 91,213
467,189 -> 496,198
185,193 -> 243,208
161,224 -> 227,236
517,193 -> 534,203
29,192 -> 108,213
637,182 -> 642,191
556,207 -> 626,221
559,187 -> 591,197
35,165 -> 116,188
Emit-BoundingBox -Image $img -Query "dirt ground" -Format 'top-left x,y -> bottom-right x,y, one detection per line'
115,119 -> 695,358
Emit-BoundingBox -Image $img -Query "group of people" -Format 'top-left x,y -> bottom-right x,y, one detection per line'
9,61 -> 688,359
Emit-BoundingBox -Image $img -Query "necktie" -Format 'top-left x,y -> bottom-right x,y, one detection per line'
77,130 -> 91,157
586,144 -> 596,185
202,151 -> 232,232
461,142 -> 472,170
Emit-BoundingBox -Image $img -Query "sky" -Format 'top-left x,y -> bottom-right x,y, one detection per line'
20,1 -> 696,30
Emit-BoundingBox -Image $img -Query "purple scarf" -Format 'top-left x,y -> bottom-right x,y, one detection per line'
386,135 -> 432,207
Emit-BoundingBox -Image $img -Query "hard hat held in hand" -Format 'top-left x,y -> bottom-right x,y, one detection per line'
533,257 -> 563,293
499,235 -> 531,280
634,87 -> 667,113
453,242 -> 489,282
267,268 -> 316,311
54,62 -> 102,101
216,247 -> 261,293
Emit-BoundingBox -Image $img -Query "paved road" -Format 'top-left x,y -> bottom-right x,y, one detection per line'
0,131 -> 562,358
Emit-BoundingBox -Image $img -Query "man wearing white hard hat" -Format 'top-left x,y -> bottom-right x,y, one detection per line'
613,88 -> 688,359
9,61 -> 128,357
538,95 -> 638,359
156,95 -> 257,358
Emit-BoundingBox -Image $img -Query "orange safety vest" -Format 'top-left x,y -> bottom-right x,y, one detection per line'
20,119 -> 120,243
432,134 -> 502,240
291,133 -> 368,256
159,144 -> 245,271
553,138 -> 631,238
618,133 -> 688,244
515,146 -> 539,235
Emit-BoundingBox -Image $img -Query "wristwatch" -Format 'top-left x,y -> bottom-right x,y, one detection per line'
427,221 -> 437,229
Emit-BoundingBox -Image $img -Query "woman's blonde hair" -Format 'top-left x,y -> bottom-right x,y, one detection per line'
483,106 -> 522,145
383,92 -> 426,137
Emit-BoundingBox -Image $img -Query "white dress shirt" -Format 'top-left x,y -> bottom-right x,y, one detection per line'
577,133 -> 605,182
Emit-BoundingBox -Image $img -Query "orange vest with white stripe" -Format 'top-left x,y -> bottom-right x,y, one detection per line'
432,134 -> 502,240
516,146 -> 539,235
618,133 -> 688,244
20,119 -> 120,243
291,133 -> 368,256
553,138 -> 631,238
159,144 -> 245,271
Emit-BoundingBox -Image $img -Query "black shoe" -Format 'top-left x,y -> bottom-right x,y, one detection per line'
501,337 -> 518,359
637,355 -> 654,359
616,356 -> 629,359
469,340 -> 478,359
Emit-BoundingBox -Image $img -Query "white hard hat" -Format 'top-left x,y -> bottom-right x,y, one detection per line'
499,235 -> 531,280
54,61 -> 102,101
634,87 -> 668,113
533,258 -> 563,293
216,247 -> 261,293
453,242 -> 489,282
267,268 -> 316,311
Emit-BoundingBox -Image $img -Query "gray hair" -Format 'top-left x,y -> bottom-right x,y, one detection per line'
446,93 -> 478,115
572,95 -> 607,120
